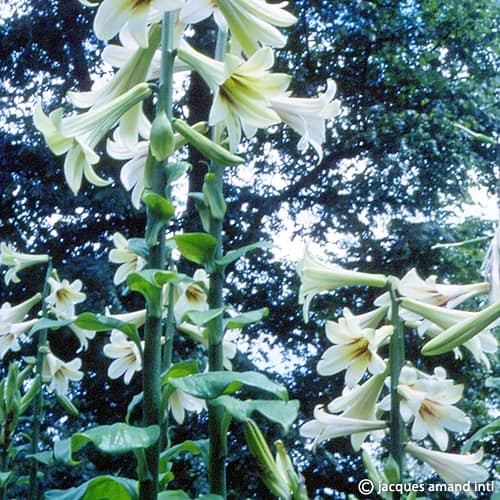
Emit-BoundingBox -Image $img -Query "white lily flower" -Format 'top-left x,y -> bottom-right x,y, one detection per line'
405,442 -> 489,485
168,388 -> 206,424
46,277 -> 86,319
42,350 -> 83,396
326,306 -> 389,342
318,315 -> 392,387
34,83 -> 152,195
297,246 -> 387,322
180,0 -> 297,55
68,323 -> 97,353
0,319 -> 37,359
0,243 -> 49,285
103,330 -> 143,384
105,308 -> 147,327
327,372 -> 386,450
269,79 -> 340,162
109,232 -> 146,285
380,366 -> 471,451
177,321 -> 239,370
0,294 -> 41,325
93,0 -> 184,48
178,43 -> 290,151
300,405 -> 387,451
174,269 -> 210,323
398,268 -> 489,308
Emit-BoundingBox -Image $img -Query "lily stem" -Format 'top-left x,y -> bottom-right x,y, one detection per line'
207,28 -> 228,499
388,279 -> 405,499
28,258 -> 52,500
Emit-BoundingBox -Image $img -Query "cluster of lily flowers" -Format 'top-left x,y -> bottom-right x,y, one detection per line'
0,240 -> 238,424
34,0 -> 340,199
297,246 -> 498,487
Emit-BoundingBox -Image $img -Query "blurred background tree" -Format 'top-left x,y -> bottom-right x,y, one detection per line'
0,0 -> 497,497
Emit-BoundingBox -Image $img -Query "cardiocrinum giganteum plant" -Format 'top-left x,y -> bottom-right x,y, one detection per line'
1,0 -> 342,498
297,241 -> 499,499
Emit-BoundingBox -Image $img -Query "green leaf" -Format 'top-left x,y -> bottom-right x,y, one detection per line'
143,192 -> 175,246
384,454 -> 400,484
173,233 -> 217,266
150,110 -> 174,161
190,193 -> 211,233
75,313 -> 141,345
166,161 -> 190,185
28,318 -> 73,336
161,360 -> 200,386
127,238 -> 149,260
54,423 -> 160,465
26,450 -> 54,466
211,396 -> 299,432
224,308 -> 269,329
159,439 -> 209,471
0,471 -> 11,488
158,491 -> 190,500
461,418 -> 500,452
44,475 -> 138,500
203,173 -> 226,220
215,241 -> 272,268
186,307 -> 224,327
169,371 -> 288,401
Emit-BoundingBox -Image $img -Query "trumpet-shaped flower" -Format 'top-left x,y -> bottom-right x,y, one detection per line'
180,0 -> 297,55
300,405 -> 387,451
42,350 -> 83,396
168,388 -> 206,424
103,331 -> 143,384
0,319 -> 37,359
0,243 -> 49,285
327,372 -> 386,450
297,246 -> 387,322
405,443 -> 489,485
0,294 -> 41,325
68,323 -> 97,353
397,268 -> 489,308
94,0 -> 184,48
109,232 -> 146,285
46,277 -> 86,319
177,44 -> 290,151
381,366 -> 470,451
174,269 -> 210,323
34,83 -> 152,195
318,315 -> 392,387
269,79 -> 340,162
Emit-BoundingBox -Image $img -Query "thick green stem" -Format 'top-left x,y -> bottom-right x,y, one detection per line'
388,280 -> 405,499
206,29 -> 228,499
139,13 -> 176,500
28,258 -> 53,500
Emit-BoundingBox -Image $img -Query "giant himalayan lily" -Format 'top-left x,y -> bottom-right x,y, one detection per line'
109,232 -> 146,285
103,330 -> 143,384
180,0 -> 297,55
34,83 -> 152,195
397,268 -> 489,308
177,43 -> 290,151
42,350 -> 84,396
0,294 -> 41,326
68,24 -> 161,146
400,297 -> 500,356
297,246 -> 387,322
381,366 -> 471,451
318,315 -> 392,387
269,79 -> 340,163
0,319 -> 37,359
327,372 -> 386,450
0,243 -> 49,286
46,277 -> 86,319
173,269 -> 210,323
168,388 -> 206,424
405,442 -> 489,485
300,405 -> 387,452
93,0 -> 184,48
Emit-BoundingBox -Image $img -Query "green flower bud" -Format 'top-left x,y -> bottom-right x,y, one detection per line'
150,111 -> 175,161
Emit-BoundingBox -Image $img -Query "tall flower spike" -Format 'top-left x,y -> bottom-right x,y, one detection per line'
177,43 -> 290,151
93,0 -> 184,48
270,79 -> 341,163
405,443 -> 489,485
34,83 -> 152,195
180,0 -> 297,55
0,243 -> 49,286
297,246 -> 387,322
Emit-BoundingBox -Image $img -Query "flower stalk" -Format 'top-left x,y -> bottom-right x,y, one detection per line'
388,278 -> 405,492
28,258 -> 52,500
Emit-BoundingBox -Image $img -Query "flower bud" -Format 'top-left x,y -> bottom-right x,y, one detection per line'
150,111 -> 175,161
